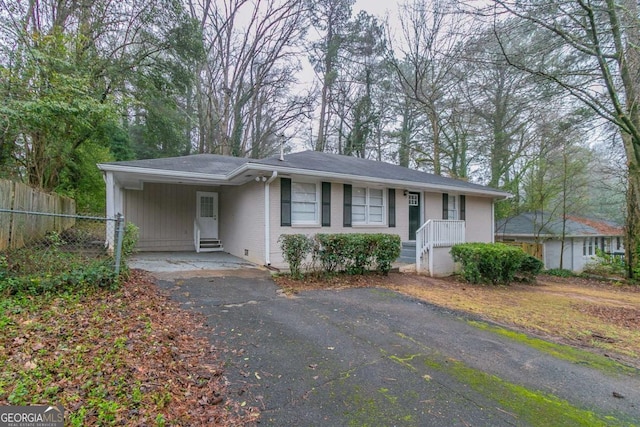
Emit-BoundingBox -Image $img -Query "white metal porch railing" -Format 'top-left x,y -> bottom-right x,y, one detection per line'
416,220 -> 465,274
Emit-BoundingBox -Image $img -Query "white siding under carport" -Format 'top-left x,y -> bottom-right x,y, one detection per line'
124,183 -> 222,251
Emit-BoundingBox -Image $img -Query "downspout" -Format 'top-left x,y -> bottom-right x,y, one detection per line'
491,202 -> 495,243
264,171 -> 278,266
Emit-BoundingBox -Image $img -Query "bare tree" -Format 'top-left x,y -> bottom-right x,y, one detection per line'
390,0 -> 472,175
307,0 -> 355,152
487,0 -> 640,276
194,0 -> 310,157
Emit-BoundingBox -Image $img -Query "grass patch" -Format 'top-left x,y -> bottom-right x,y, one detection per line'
467,321 -> 638,376
380,274 -> 640,362
386,335 -> 633,427
426,357 -> 632,427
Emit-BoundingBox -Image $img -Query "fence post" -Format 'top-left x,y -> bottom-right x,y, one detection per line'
114,213 -> 125,275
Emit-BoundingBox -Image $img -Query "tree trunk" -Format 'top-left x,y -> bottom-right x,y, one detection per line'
624,136 -> 640,278
428,108 -> 441,175
615,0 -> 640,278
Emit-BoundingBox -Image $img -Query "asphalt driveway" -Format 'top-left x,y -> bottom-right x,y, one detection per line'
156,270 -> 640,426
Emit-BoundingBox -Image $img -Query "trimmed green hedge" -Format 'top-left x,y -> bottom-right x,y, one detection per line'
450,243 -> 543,285
279,233 -> 401,276
278,234 -> 314,278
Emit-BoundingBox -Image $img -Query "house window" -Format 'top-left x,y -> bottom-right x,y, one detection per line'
292,182 -> 318,224
408,193 -> 419,206
352,187 -> 385,225
448,195 -> 458,220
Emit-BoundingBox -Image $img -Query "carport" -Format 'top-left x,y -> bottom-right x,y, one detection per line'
128,252 -> 260,278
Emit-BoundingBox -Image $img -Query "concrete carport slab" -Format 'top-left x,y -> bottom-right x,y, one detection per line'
127,252 -> 263,280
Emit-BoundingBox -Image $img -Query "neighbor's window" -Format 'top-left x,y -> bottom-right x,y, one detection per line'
291,182 -> 318,224
583,237 -> 595,256
352,187 -> 385,225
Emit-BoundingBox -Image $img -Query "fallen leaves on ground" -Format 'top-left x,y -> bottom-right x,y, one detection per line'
0,270 -> 259,426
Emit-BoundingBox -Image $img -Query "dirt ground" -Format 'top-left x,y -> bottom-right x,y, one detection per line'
274,272 -> 640,368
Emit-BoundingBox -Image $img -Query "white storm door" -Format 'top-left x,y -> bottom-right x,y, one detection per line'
196,192 -> 219,239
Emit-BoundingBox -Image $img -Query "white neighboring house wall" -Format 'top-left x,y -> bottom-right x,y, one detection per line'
505,236 -> 623,273
544,239 -> 573,271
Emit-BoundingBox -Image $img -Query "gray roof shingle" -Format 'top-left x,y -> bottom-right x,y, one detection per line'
496,212 -> 623,237
101,150 -> 508,196
255,151 -> 504,194
103,154 -> 250,175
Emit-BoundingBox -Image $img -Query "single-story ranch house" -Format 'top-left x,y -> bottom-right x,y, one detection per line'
495,211 -> 625,272
98,150 -> 509,276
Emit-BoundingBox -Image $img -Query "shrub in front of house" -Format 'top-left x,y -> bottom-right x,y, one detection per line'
315,233 -> 401,275
314,234 -> 348,272
583,249 -> 626,278
279,233 -> 401,277
451,242 -> 541,285
278,234 -> 314,278
518,254 -> 544,280
369,234 -> 402,275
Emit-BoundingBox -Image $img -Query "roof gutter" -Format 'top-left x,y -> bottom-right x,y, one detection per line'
97,163 -> 229,182
230,163 -> 511,199
100,160 -> 511,199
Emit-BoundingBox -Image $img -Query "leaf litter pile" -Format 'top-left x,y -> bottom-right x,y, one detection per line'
0,270 -> 259,425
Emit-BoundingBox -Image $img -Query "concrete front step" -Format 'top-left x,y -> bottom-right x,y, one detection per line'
199,239 -> 224,252
397,241 -> 416,263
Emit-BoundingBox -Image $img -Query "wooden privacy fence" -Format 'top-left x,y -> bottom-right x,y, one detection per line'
502,241 -> 543,260
0,179 -> 76,250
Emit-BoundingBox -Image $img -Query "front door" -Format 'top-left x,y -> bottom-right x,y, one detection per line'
196,192 -> 218,239
408,192 -> 421,241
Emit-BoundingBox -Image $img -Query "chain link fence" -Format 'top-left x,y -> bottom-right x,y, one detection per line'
0,209 -> 126,294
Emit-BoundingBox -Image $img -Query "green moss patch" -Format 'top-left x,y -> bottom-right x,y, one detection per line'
468,320 -> 638,376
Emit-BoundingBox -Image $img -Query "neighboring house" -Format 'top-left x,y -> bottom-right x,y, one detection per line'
495,212 -> 625,272
98,150 -> 509,276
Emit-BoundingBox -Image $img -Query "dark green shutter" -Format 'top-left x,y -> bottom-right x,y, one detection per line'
322,182 -> 331,227
281,178 -> 291,226
459,195 -> 466,220
388,188 -> 396,227
442,193 -> 449,220
343,184 -> 352,227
